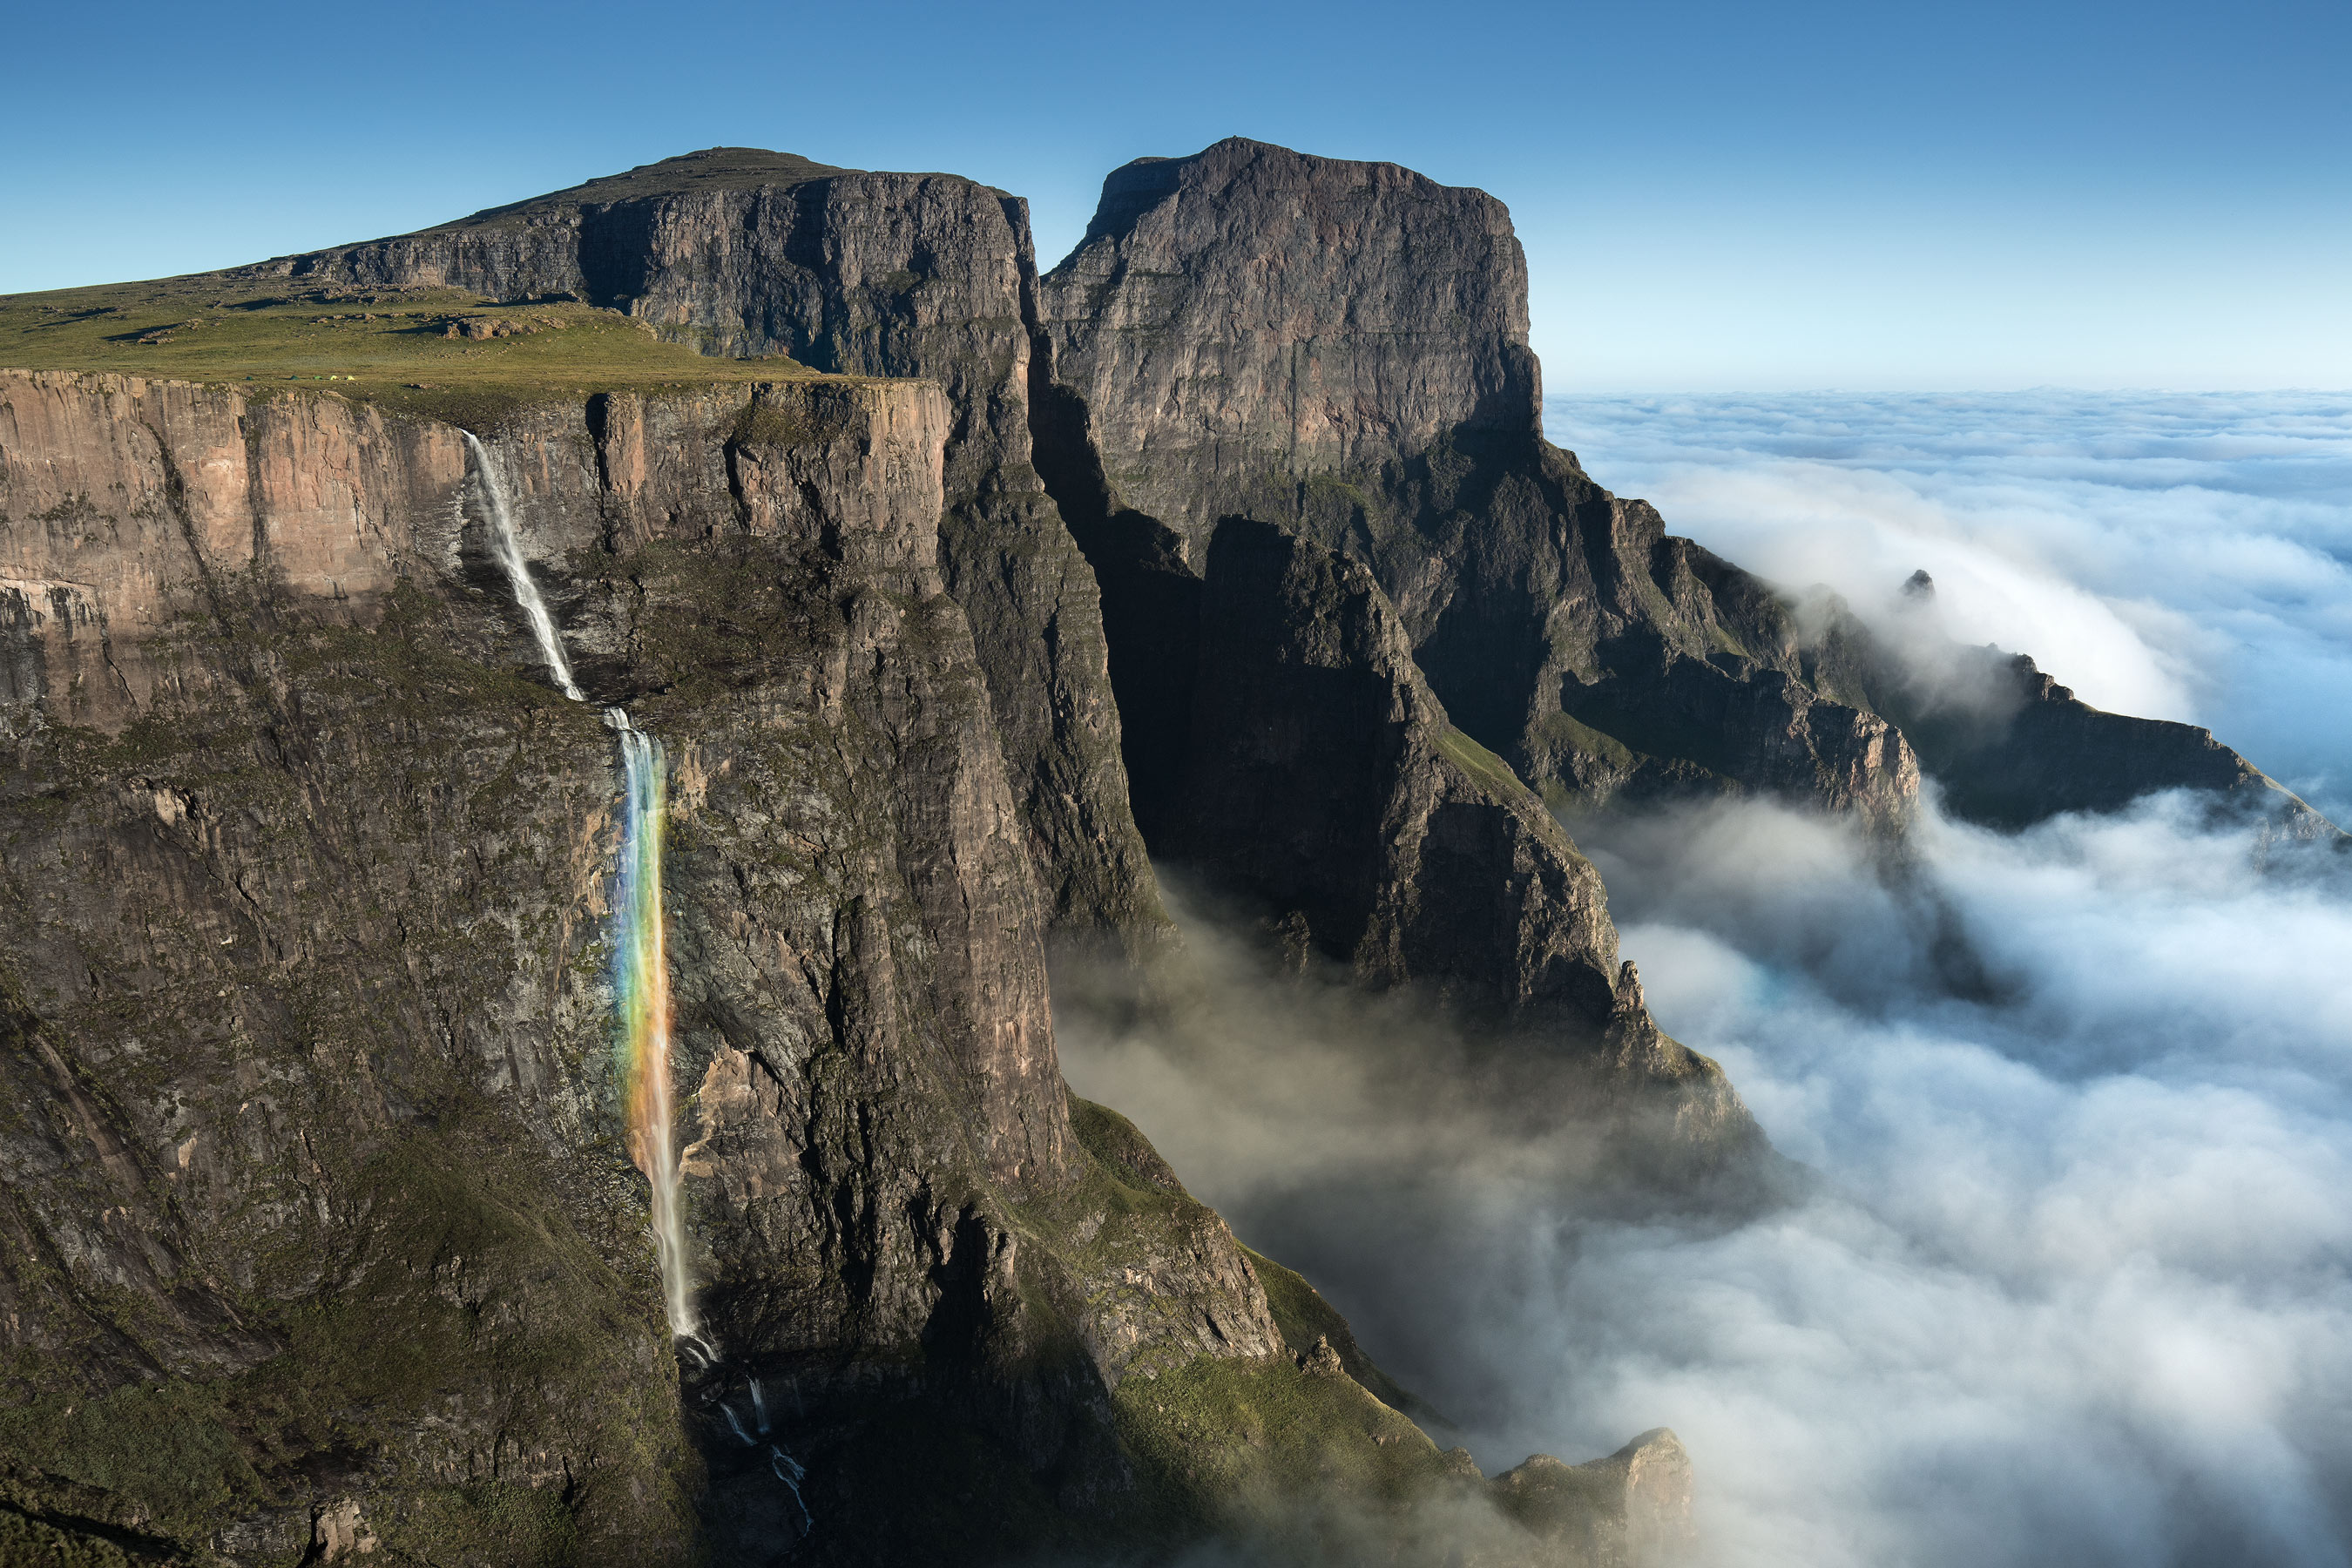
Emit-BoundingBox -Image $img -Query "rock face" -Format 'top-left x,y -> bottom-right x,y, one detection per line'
1036,137 -> 1918,829
1495,1429 -> 1699,1568
1803,588 -> 2337,833
0,369 -> 455,729
10,134 -> 2337,1566
0,369 -> 1305,1563
1172,518 -> 1618,1026
252,147 -> 1164,950
1036,139 -> 1538,545
1161,517 -> 1761,1166
1888,648 -> 2305,827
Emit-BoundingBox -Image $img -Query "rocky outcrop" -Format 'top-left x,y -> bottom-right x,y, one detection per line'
1804,578 -> 2336,835
1494,1429 -> 1698,1568
0,370 -> 1307,1564
247,148 -> 1164,950
1160,517 -> 1761,1166
1888,646 -> 2301,827
1035,138 -> 1538,545
1036,138 -> 1917,829
1170,518 -> 1619,1025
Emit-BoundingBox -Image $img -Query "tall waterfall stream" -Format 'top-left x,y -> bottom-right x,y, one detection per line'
463,431 -> 700,1347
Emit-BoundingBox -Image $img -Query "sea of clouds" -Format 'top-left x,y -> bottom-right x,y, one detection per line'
1058,392 -> 2352,1566
1545,389 -> 2352,823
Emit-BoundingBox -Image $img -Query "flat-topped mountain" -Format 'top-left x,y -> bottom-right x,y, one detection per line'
412,146 -> 853,224
1044,136 -> 1542,531
1034,138 -> 1923,848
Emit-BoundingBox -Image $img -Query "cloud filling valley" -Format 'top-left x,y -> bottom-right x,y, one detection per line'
1057,391 -> 2352,1567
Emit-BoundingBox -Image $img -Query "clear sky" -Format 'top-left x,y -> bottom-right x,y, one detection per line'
4,0 -> 2345,391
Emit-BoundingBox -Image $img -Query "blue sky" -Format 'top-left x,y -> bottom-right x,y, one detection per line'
4,0 -> 2347,389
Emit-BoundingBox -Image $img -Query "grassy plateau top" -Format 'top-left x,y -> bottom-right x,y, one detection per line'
0,274 -> 829,427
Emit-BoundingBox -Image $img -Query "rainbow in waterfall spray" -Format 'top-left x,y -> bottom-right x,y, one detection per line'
463,429 -> 699,1342
610,710 -> 699,1342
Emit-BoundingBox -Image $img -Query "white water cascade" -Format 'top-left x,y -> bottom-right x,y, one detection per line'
461,429 -> 585,702
463,429 -> 700,1347
608,707 -> 700,1344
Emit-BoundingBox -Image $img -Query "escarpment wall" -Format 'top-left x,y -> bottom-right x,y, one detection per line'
1035,138 -> 1918,829
0,370 -> 1294,1564
0,370 -> 463,727
1158,516 -> 1764,1170
248,152 -> 1166,951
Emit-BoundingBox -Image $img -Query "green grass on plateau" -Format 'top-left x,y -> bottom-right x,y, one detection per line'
0,275 -> 818,422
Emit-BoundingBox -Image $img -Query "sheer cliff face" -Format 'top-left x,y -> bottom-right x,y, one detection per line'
1039,138 -> 1541,546
1173,518 -> 1624,1025
0,372 -> 455,727
250,149 -> 1164,950
1158,517 -> 1762,1167
0,370 -> 1288,1561
1037,138 -> 1916,830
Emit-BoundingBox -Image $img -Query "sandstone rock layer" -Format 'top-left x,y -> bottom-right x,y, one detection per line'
247,148 -> 1165,950
0,370 -> 1295,1565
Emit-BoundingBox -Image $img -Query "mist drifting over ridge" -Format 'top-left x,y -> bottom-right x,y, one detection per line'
1063,797 -> 2352,1566
1059,390 -> 2352,1567
1544,389 -> 2352,823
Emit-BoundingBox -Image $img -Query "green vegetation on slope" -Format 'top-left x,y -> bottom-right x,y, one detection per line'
0,1122 -> 693,1567
1436,724 -> 1537,809
1242,1246 -> 1453,1433
1048,1098 -> 1527,1563
0,278 -> 819,425
1111,1351 -> 1449,1514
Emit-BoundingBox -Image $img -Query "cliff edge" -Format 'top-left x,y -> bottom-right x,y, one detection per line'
1037,138 -> 1918,834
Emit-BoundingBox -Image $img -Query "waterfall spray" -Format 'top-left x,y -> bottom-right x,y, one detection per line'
461,429 -> 584,701
464,429 -> 814,1523
718,1381 -> 812,1536
463,429 -> 700,1343
610,709 -> 699,1342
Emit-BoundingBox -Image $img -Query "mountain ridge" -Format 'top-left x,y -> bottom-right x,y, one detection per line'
0,136 -> 2322,1566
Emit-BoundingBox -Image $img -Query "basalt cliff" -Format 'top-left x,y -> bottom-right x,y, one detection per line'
0,139 -> 2315,1568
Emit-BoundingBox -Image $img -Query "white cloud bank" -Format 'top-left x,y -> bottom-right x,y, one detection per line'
1063,801 -> 2352,1566
1544,390 -> 2352,822
1059,393 -> 2352,1566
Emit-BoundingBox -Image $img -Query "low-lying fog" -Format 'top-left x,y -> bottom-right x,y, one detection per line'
1057,393 -> 2352,1565
1546,389 -> 2352,823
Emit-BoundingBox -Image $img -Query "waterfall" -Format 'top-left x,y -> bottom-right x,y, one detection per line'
461,429 -> 584,701
719,1379 -> 812,1536
463,429 -> 700,1344
610,709 -> 699,1343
